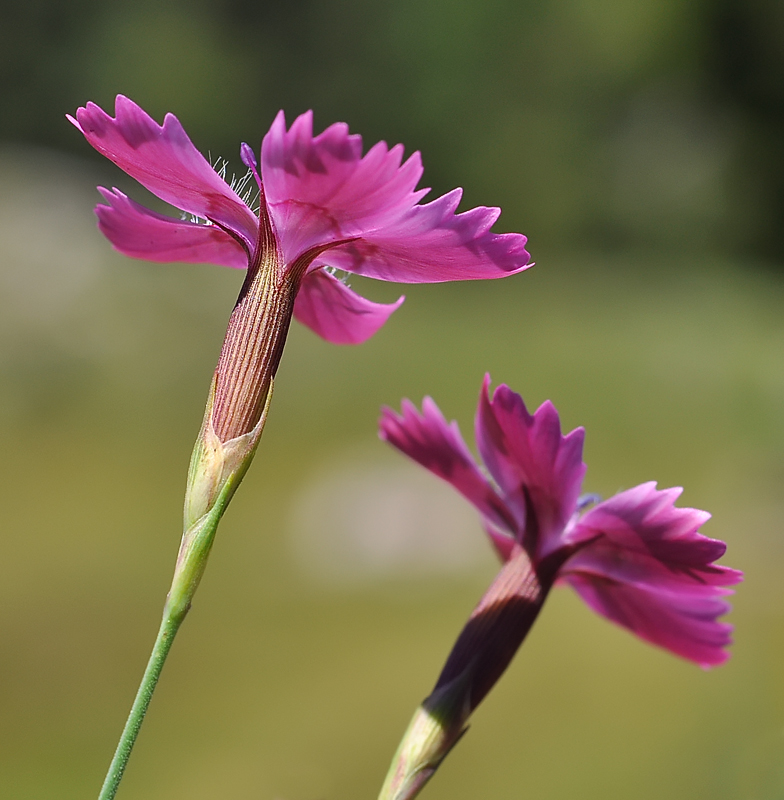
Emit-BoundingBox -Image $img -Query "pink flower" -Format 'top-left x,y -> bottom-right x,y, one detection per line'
69,97 -> 531,442
377,379 -> 743,800
381,376 -> 741,688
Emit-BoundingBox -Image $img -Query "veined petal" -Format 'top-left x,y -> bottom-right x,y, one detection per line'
95,188 -> 247,267
564,574 -> 735,667
293,269 -> 404,344
70,95 -> 258,249
475,377 -> 586,556
560,482 -> 742,666
564,483 -> 743,586
322,191 -> 532,283
379,398 -> 516,534
262,110 -> 426,262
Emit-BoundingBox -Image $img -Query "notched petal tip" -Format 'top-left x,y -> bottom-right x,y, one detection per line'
258,107 -> 531,285
378,405 -> 402,440
94,185 -> 247,268
474,379 -> 588,557
562,481 -> 742,666
73,95 -> 260,250
380,390 -> 516,535
65,113 -> 82,132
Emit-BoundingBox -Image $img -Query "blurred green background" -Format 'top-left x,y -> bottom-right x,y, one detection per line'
1,1 -> 783,799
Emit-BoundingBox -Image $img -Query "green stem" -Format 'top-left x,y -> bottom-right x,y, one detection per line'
96,603 -> 187,800
95,383 -> 271,799
95,475 -> 229,800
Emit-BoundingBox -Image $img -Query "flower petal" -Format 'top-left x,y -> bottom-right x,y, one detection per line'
70,95 -> 258,249
262,110 -> 426,261
293,269 -> 404,344
95,188 -> 247,267
261,111 -> 530,281
561,482 -> 742,666
564,483 -> 742,587
564,574 -> 735,667
379,397 -> 516,534
474,377 -> 586,556
322,190 -> 532,283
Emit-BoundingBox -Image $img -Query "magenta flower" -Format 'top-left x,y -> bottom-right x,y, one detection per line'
382,375 -> 741,669
71,99 -> 534,799
377,377 -> 742,799
69,96 -> 530,442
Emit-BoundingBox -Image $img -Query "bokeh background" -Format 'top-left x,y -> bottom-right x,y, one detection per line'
1,1 -> 783,798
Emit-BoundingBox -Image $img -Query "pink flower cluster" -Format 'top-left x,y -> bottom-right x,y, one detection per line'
71,96 -> 742,800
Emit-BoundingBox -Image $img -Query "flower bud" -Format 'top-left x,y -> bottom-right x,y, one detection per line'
167,377 -> 273,618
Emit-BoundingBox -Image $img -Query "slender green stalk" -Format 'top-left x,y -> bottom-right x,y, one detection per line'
94,483 -> 231,800
95,381 -> 271,799
96,604 -> 187,800
95,494 -> 226,800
